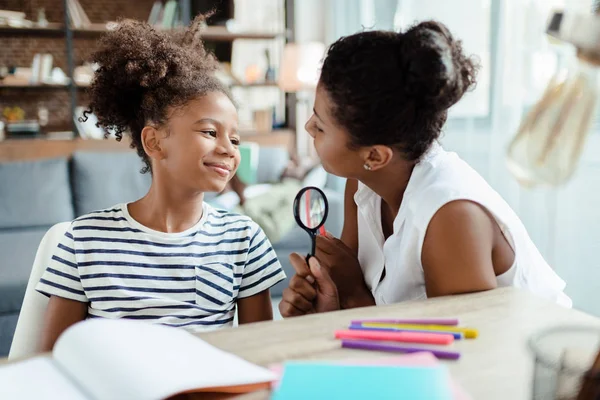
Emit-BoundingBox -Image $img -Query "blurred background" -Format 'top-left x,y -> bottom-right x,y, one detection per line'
1,0 -> 600,358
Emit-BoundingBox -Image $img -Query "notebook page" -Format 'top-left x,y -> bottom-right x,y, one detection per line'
53,319 -> 275,400
0,357 -> 89,400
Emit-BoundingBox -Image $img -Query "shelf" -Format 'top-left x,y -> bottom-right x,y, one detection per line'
0,23 -> 64,36
0,82 -> 278,91
0,83 -> 88,90
0,24 -> 287,41
0,137 -> 131,162
230,81 -> 279,88
239,129 -> 295,150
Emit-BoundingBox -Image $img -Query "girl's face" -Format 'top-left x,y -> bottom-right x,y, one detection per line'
305,84 -> 365,179
157,91 -> 241,193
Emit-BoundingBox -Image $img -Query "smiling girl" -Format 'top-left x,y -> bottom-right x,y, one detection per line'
36,15 -> 285,351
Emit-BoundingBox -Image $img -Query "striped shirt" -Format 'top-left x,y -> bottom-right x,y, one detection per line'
35,202 -> 286,331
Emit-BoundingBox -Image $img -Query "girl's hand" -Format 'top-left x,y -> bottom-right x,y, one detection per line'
278,254 -> 340,317
316,233 -> 376,309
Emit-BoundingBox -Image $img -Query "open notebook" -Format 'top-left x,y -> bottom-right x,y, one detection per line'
0,319 -> 275,400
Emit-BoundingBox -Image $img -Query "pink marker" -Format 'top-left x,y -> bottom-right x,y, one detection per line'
351,318 -> 459,326
335,329 -> 454,346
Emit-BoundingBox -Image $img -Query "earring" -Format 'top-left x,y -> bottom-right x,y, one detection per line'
363,163 -> 372,171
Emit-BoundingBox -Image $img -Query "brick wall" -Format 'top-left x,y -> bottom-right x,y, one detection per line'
0,0 -> 156,132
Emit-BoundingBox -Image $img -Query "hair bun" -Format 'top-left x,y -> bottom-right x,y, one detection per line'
397,20 -> 479,112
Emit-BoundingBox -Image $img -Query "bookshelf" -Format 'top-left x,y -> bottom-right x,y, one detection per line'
0,129 -> 295,162
0,82 -> 276,90
0,0 -> 295,143
0,24 -> 288,41
0,83 -> 88,90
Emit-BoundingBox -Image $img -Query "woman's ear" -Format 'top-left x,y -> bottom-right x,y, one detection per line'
141,126 -> 166,163
363,145 -> 394,171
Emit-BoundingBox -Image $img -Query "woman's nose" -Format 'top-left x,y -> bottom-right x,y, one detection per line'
305,120 -> 316,138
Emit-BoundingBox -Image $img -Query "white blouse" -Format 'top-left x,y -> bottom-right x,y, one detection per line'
355,142 -> 572,307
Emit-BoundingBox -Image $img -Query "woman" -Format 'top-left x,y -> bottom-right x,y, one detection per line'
279,20 -> 571,317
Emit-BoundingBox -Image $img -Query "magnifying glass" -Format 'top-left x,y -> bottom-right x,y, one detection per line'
293,186 -> 329,262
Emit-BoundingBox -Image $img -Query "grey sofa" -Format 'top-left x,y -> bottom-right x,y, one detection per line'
0,148 -> 344,356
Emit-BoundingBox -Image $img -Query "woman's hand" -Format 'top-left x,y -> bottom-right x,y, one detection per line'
316,233 -> 375,309
278,254 -> 340,317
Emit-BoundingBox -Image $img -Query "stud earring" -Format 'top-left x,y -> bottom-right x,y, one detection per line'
363,163 -> 372,171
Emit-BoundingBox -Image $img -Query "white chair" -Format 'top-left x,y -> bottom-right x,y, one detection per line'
8,222 -> 70,360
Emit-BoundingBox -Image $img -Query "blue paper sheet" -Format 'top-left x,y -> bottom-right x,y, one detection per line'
272,362 -> 453,400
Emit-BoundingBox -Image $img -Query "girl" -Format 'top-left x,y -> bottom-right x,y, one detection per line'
279,21 -> 571,317
36,15 -> 285,351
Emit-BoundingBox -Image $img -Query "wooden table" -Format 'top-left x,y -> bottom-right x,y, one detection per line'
196,288 -> 600,400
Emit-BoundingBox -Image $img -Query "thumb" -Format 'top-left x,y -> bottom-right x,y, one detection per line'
308,257 -> 337,298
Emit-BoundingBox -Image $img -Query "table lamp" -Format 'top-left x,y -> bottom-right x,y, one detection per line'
278,42 -> 326,92
278,42 -> 326,157
506,8 -> 600,187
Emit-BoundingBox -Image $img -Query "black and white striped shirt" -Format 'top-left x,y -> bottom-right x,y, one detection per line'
36,202 -> 286,331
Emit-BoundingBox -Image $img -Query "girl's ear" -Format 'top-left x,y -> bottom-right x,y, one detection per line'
141,125 -> 166,163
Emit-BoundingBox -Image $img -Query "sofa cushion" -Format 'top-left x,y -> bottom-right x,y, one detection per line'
0,227 -> 48,314
256,147 -> 290,184
0,314 -> 19,357
71,151 -> 151,216
0,158 -> 74,229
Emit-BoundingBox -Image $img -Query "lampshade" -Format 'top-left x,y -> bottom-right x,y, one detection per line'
278,42 -> 326,92
506,10 -> 600,187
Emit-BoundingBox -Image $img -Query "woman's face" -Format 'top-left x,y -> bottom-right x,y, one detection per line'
305,84 -> 366,179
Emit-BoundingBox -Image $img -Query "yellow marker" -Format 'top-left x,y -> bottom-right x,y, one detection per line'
363,323 -> 479,339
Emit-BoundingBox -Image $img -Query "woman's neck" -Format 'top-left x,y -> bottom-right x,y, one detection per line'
362,161 -> 414,219
128,178 -> 205,234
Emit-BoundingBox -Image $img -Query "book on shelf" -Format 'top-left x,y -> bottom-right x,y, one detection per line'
66,0 -> 91,28
1,319 -> 275,400
161,0 -> 179,29
73,107 -> 105,139
148,1 -> 163,25
29,53 -> 54,84
0,10 -> 34,28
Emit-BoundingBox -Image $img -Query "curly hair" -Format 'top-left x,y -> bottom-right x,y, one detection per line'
82,14 -> 230,173
319,20 -> 479,161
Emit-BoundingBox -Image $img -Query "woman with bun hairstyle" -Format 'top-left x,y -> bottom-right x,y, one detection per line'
36,15 -> 285,351
279,21 -> 571,317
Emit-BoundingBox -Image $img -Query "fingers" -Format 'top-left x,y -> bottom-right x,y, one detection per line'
315,235 -> 336,255
279,273 -> 318,318
278,298 -> 305,317
281,287 -> 313,312
308,257 -> 338,299
289,274 -> 317,300
289,253 -> 313,281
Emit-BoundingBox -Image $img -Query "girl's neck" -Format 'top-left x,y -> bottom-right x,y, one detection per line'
128,179 -> 205,234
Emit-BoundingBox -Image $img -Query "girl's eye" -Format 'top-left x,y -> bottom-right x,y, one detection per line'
230,138 -> 240,146
201,130 -> 217,138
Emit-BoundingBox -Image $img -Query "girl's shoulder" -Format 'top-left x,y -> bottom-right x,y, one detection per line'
71,204 -> 126,224
67,204 -> 128,232
203,204 -> 258,230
